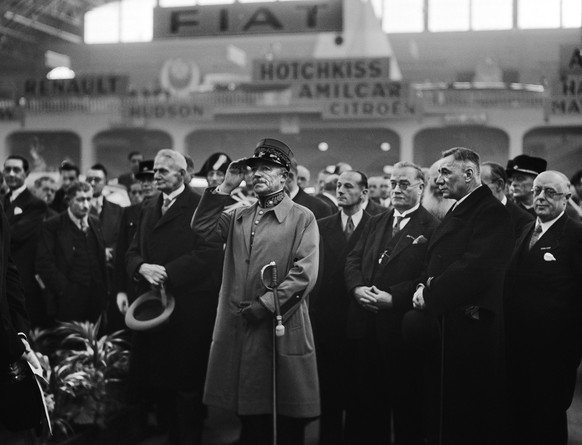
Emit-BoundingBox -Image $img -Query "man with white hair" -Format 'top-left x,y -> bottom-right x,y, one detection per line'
505,170 -> 582,445
126,149 -> 223,445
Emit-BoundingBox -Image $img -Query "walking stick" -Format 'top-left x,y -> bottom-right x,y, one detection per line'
439,314 -> 445,445
261,261 -> 285,445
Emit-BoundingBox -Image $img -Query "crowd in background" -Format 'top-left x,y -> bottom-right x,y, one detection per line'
1,143 -> 582,445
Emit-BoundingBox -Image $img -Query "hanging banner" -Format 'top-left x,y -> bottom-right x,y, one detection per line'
22,75 -> 129,98
153,0 -> 342,39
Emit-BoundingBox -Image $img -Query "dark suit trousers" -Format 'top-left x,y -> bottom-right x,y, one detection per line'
57,282 -> 106,323
507,323 -> 581,445
345,333 -> 425,445
316,338 -> 349,445
239,414 -> 309,445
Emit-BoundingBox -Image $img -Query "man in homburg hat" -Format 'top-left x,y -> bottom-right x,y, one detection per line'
192,138 -> 320,445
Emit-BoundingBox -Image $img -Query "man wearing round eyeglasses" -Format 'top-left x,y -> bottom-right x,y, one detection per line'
505,170 -> 582,445
344,161 -> 439,445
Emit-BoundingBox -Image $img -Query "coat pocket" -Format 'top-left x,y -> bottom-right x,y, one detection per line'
277,306 -> 314,356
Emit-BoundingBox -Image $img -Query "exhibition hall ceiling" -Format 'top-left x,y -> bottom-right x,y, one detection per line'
0,0 -> 116,70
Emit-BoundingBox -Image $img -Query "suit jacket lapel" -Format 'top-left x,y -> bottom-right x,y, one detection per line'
154,190 -> 186,230
366,210 -> 393,268
386,210 -> 424,265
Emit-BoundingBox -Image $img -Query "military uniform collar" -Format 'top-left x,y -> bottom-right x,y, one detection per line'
258,189 -> 286,209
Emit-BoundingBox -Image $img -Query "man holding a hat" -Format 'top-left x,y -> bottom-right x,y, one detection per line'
507,154 -> 547,217
192,138 -> 320,445
126,149 -> 223,445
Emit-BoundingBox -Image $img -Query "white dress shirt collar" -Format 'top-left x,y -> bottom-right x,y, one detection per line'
341,209 -> 363,231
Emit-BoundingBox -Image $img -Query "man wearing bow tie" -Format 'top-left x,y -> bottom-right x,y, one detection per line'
344,161 -> 439,445
412,147 -> 513,445
126,149 -> 223,445
505,170 -> 582,445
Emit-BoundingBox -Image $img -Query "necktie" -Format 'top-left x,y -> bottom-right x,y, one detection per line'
80,219 -> 88,233
392,215 -> 403,237
528,222 -> 543,251
3,192 -> 12,211
161,198 -> 172,215
344,216 -> 355,241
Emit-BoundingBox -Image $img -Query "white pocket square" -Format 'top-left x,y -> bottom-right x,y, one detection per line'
543,252 -> 556,262
13,206 -> 22,215
407,235 -> 428,245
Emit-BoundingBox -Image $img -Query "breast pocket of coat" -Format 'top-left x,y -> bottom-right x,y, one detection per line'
277,306 -> 314,356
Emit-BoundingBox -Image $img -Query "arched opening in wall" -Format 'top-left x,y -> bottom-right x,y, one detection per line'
6,131 -> 81,173
93,128 -> 172,179
185,128 -> 400,181
523,126 -> 582,179
413,126 -> 509,167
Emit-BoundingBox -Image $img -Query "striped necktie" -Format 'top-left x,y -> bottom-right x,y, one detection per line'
528,222 -> 543,251
344,216 -> 355,241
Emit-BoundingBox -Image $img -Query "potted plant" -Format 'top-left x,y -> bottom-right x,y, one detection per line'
30,317 -> 132,444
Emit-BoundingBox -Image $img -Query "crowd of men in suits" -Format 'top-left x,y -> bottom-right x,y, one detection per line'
0,143 -> 581,445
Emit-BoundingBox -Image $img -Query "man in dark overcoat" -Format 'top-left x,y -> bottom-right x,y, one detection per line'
0,200 -> 42,438
481,161 -> 533,242
126,149 -> 223,445
3,155 -> 49,326
311,170 -> 371,445
505,170 -> 582,445
345,162 -> 439,445
35,182 -> 108,323
412,147 -> 513,445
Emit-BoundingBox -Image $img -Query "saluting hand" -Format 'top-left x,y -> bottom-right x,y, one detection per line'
217,159 -> 251,195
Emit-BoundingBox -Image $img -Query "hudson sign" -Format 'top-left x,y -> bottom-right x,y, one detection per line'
153,0 -> 342,39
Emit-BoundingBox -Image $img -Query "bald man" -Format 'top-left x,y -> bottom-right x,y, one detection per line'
505,170 -> 582,445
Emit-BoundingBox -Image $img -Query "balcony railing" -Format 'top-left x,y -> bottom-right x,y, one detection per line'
16,82 -> 549,116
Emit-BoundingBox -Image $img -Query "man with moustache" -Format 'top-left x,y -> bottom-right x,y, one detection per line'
505,171 -> 582,445
311,170 -> 371,445
192,139 -> 320,445
36,182 -> 108,323
126,150 -> 222,445
344,162 -> 439,445
412,147 -> 513,445
481,161 -> 533,241
3,156 -> 49,326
